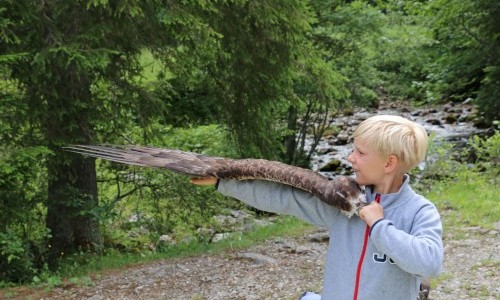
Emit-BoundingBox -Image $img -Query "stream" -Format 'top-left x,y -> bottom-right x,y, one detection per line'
305,101 -> 490,178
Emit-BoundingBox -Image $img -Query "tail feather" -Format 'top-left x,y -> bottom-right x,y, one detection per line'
64,145 -> 222,177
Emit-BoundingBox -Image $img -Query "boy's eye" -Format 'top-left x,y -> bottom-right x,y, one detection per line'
354,148 -> 364,155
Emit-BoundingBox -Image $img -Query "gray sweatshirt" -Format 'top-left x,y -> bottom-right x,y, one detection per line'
217,175 -> 443,300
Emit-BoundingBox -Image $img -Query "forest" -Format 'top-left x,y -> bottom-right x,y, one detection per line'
0,0 -> 499,286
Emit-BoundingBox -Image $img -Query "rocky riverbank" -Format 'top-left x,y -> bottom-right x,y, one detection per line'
308,100 -> 491,177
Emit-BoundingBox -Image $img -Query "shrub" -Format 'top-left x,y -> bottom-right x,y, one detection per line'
0,146 -> 51,284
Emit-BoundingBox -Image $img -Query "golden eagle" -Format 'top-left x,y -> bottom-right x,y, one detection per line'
65,145 -> 366,217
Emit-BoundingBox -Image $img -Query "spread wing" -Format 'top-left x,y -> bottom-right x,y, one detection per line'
64,145 -> 366,217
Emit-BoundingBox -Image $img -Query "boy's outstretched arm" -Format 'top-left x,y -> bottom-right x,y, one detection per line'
195,178 -> 339,227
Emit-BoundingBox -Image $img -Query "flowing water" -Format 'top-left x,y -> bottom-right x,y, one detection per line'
305,102 -> 489,178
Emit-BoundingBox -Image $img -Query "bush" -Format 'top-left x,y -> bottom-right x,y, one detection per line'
412,131 -> 499,194
0,146 -> 51,284
93,125 -> 242,253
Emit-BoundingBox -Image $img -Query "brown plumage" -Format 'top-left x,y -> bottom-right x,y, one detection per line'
64,145 -> 366,217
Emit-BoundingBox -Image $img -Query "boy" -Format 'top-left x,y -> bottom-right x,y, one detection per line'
191,115 -> 443,300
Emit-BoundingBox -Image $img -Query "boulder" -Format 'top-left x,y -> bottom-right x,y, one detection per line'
319,159 -> 341,172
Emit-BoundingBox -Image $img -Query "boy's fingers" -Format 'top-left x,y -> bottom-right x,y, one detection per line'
359,202 -> 384,227
190,177 -> 218,186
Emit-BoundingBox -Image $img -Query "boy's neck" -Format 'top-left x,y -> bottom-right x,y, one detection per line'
373,174 -> 405,194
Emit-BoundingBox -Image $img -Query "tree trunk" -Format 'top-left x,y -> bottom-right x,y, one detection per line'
44,65 -> 102,267
46,153 -> 101,264
284,104 -> 298,164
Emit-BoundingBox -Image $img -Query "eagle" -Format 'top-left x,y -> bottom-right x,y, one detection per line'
65,145 -> 367,217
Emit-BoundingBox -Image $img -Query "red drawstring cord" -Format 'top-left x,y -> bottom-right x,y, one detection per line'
353,194 -> 381,300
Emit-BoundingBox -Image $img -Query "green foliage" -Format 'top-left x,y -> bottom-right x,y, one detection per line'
421,0 -> 500,121
0,146 -> 51,283
0,0 -> 186,263
2,0 -> 318,280
92,125 -> 241,253
412,132 -> 500,192
374,13 -> 435,102
146,124 -> 238,158
200,0 -> 315,158
468,131 -> 500,173
476,65 -> 500,123
31,265 -> 63,290
413,134 -> 467,187
415,132 -> 500,229
310,0 -> 384,107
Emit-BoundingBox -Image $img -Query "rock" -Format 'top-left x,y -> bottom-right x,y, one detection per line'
128,213 -> 147,223
197,227 -> 216,238
307,232 -> 330,243
472,117 -> 490,128
494,222 -> 500,231
443,102 -> 455,112
317,147 -> 334,154
158,234 -> 175,244
231,209 -> 252,220
242,218 -> 273,232
238,252 -> 277,265
444,113 -> 458,124
411,110 -> 424,117
252,218 -> 273,228
213,214 -> 239,230
319,159 -> 341,172
425,118 -> 442,126
487,230 -> 498,236
128,226 -> 149,238
463,98 -> 473,105
348,118 -> 362,127
335,131 -> 349,145
212,232 -> 234,243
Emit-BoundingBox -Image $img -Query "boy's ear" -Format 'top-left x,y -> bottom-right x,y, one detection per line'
384,155 -> 399,173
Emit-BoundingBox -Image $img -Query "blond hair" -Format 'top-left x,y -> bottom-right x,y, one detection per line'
353,115 -> 428,172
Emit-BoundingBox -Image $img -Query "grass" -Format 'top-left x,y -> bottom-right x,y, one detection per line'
424,167 -> 499,296
425,170 -> 499,230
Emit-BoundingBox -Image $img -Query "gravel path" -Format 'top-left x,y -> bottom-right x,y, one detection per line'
3,225 -> 498,300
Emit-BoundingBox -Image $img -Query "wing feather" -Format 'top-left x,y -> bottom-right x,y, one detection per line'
64,145 -> 366,217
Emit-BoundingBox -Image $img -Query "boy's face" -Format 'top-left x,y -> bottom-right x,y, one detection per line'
347,138 -> 389,187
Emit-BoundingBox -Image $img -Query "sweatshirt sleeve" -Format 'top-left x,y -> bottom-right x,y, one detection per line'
369,202 -> 444,278
217,179 -> 340,227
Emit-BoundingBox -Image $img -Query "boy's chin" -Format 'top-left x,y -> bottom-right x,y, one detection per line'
353,175 -> 368,186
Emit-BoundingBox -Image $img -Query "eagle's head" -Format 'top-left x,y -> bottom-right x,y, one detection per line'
324,176 -> 366,218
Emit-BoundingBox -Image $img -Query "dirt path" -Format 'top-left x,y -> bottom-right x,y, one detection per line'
2,225 -> 498,300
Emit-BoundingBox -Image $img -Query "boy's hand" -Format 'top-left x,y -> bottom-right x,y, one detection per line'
190,177 -> 218,186
359,201 -> 384,227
